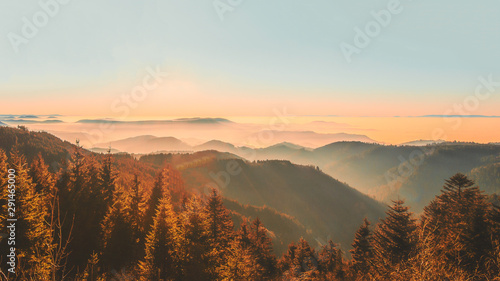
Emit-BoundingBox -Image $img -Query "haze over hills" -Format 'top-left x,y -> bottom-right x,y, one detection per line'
96,135 -> 192,154
0,126 -> 384,254
93,133 -> 376,154
140,152 -> 386,250
247,130 -> 378,148
95,135 -> 500,212
399,139 -> 446,146
76,117 -> 233,125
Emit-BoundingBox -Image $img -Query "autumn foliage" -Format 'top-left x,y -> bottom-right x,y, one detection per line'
0,138 -> 499,280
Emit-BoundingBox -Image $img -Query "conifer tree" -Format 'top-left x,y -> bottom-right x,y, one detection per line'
203,188 -> 235,279
0,149 -> 9,276
180,196 -> 211,281
29,153 -> 55,196
143,170 -> 166,234
61,143 -> 101,271
9,150 -> 53,280
68,142 -> 89,204
350,218 -> 374,278
139,196 -> 181,281
249,217 -> 277,279
421,173 -> 491,274
489,203 -> 500,242
98,151 -> 117,206
100,192 -> 135,273
221,240 -> 263,281
373,199 -> 417,273
126,175 -> 146,260
318,240 -> 345,280
279,238 -> 318,279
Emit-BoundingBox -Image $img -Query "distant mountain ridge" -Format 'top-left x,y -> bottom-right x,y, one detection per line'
94,133 -> 378,154
0,126 -> 385,255
76,117 -> 233,124
400,139 -> 446,146
98,135 -> 192,154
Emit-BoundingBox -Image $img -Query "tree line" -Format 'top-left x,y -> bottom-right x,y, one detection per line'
0,145 -> 499,280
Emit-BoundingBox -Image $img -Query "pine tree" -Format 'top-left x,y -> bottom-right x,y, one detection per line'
421,173 -> 491,274
249,217 -> 277,279
67,142 -> 89,205
139,196 -> 181,280
373,199 -> 417,273
487,203 -> 500,277
9,150 -> 53,280
279,238 -> 318,279
180,196 -> 211,281
143,170 -> 166,234
60,144 -> 104,272
98,151 -> 117,206
489,203 -> 500,243
0,149 -> 9,276
318,240 -> 345,280
126,175 -> 146,261
29,153 -> 55,196
221,240 -> 263,281
203,188 -> 235,279
100,192 -> 135,273
350,218 -> 374,278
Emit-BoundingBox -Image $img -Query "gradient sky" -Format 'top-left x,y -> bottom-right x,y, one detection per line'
1,0 -> 500,117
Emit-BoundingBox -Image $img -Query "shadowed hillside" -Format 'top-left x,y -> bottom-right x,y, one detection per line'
140,154 -> 386,250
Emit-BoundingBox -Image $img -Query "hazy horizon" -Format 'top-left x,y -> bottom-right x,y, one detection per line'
2,114 -> 499,149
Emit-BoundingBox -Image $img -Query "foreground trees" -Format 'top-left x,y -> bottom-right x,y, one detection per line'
1,142 -> 499,281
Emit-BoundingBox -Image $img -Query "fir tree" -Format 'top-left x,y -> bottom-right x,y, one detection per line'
373,199 -> 417,273
139,196 -> 181,281
350,218 -> 374,278
421,173 -> 491,274
203,188 -> 235,279
221,240 -> 263,281
9,150 -> 53,280
29,153 -> 55,196
180,196 -> 211,281
100,192 -> 135,273
279,238 -> 318,279
318,240 -> 345,280
143,170 -> 166,234
98,151 -> 117,206
249,217 -> 277,279
0,149 -> 9,276
126,175 -> 146,260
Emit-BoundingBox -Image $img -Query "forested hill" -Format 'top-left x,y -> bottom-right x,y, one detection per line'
0,127 -> 316,255
141,153 -> 386,251
0,126 -> 385,253
1,126 -> 500,280
0,125 -> 73,167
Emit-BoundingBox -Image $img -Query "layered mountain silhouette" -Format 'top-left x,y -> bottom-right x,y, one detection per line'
93,133 -> 376,154
76,117 -> 233,125
3,126 -> 498,252
94,135 -> 500,211
0,126 -> 384,254
95,135 -> 192,154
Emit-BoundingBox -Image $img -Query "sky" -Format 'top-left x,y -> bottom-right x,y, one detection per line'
1,1 -> 500,131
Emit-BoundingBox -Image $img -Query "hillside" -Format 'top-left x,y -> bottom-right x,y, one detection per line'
140,154 -> 386,250
96,135 -> 192,154
205,141 -> 500,211
90,133 -> 500,212
0,127 -> 375,255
